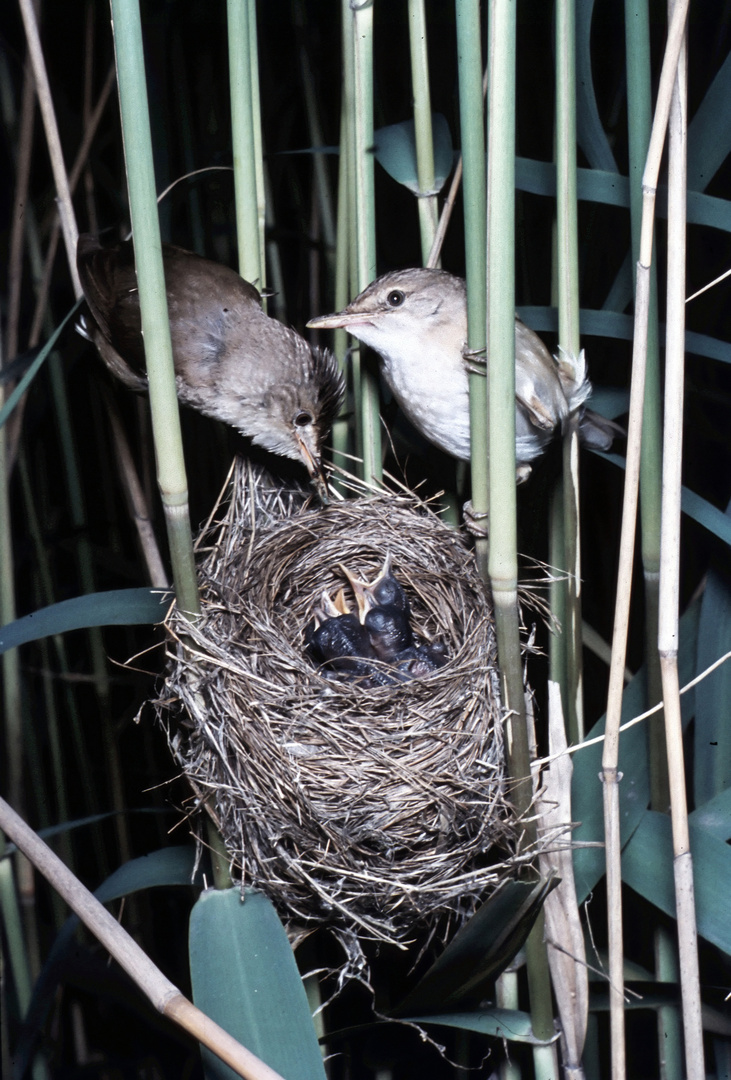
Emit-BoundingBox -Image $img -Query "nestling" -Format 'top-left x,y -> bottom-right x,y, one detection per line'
308,267 -> 616,480
77,235 -> 344,489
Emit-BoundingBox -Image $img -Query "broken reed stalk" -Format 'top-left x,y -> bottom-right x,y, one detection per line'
110,0 -> 200,618
0,796 -> 285,1080
349,0 -> 382,485
555,0 -> 584,746
659,12 -> 704,1076
600,2 -> 690,1076
408,0 -> 439,263
486,0 -> 556,1064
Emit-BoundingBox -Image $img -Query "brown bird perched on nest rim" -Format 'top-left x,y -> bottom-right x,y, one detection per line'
77,235 -> 344,493
308,266 -> 619,482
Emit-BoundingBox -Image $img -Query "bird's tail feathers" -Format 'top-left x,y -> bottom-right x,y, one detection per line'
555,346 -> 593,412
554,347 -> 623,451
85,320 -> 149,393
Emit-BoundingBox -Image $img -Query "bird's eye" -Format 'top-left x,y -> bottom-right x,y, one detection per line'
387,289 -> 405,307
294,410 -> 313,427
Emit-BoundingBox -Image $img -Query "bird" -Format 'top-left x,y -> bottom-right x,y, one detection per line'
364,604 -> 414,663
77,235 -> 344,493
307,267 -> 617,481
307,589 -> 372,666
395,642 -> 448,678
306,590 -> 399,686
339,557 -> 449,676
340,553 -> 410,621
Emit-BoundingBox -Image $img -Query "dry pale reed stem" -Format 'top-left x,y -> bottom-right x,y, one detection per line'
659,656 -> 704,1077
103,392 -> 168,588
0,795 -> 285,1080
659,8 -> 704,1074
638,0 -> 691,263
17,0 -> 81,296
6,60 -> 35,363
29,64 -> 116,348
598,3 -> 691,1076
601,261 -> 651,1080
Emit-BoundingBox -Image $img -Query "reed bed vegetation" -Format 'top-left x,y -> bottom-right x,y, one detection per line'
2,2 -> 731,1077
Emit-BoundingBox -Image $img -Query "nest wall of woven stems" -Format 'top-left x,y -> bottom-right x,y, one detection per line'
158,459 -> 522,957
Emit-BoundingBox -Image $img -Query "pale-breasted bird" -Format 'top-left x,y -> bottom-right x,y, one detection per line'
308,267 -> 616,481
77,235 -> 344,490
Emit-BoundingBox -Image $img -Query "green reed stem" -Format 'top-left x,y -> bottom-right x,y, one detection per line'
110,0 -> 200,619
456,0 -> 488,579
227,0 -> 263,288
408,0 -> 439,263
625,3 -> 679,1074
487,0 -> 556,1058
555,0 -> 584,744
349,0 -> 382,484
659,15 -> 704,1076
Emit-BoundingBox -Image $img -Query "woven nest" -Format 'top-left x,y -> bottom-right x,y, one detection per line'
158,460 -> 522,959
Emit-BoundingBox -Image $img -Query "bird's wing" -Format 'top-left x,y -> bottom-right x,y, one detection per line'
514,318 -> 568,431
77,235 -> 148,382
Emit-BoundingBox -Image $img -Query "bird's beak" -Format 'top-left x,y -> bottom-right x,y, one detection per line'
339,564 -> 374,623
318,590 -> 341,619
295,430 -> 331,503
307,309 -> 369,331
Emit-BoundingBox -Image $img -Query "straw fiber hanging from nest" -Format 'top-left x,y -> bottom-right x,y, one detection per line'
158,458 -> 521,962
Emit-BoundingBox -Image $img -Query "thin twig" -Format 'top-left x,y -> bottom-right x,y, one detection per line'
17,0 -> 81,296
29,63 -> 116,349
6,59 -> 35,363
0,795 -> 286,1080
532,647 -> 731,768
